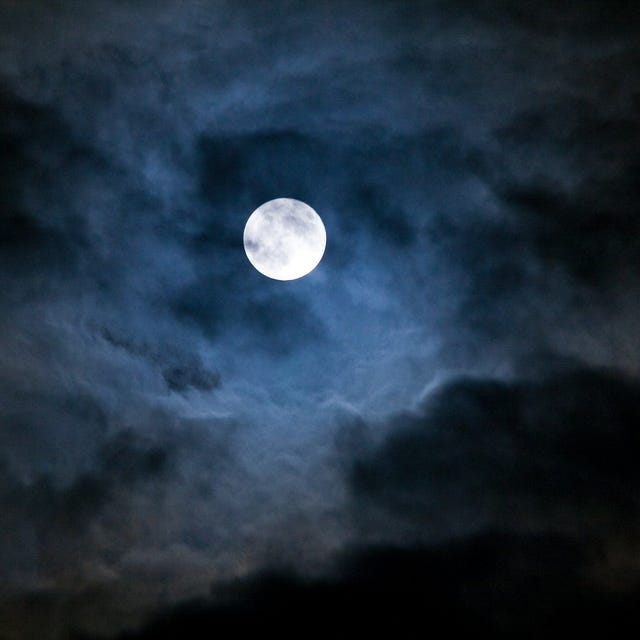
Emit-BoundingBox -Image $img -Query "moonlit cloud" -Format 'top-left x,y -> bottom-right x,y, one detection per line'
0,1 -> 639,638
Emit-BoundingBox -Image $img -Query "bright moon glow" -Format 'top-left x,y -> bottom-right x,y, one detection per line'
243,198 -> 327,281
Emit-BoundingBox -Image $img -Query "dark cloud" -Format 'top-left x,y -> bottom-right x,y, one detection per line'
351,366 -> 640,540
162,364 -> 220,393
0,88 -> 88,287
101,329 -> 221,392
0,429 -> 172,587
84,532 -> 640,639
492,102 -> 640,285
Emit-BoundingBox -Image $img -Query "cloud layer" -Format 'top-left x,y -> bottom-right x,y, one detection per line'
0,1 -> 638,637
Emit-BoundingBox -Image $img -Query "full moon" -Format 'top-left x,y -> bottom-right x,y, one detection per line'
243,198 -> 327,281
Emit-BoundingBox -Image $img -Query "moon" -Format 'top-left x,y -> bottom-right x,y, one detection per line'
243,198 -> 327,281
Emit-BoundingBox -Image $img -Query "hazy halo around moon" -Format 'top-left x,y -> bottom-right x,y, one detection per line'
243,198 -> 327,281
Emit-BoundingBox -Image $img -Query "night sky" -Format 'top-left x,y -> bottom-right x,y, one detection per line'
1,1 -> 640,638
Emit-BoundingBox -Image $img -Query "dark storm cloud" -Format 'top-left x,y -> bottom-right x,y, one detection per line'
94,533 -> 638,639
350,365 -> 640,541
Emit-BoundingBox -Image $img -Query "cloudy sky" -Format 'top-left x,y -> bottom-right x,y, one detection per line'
1,1 -> 639,637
